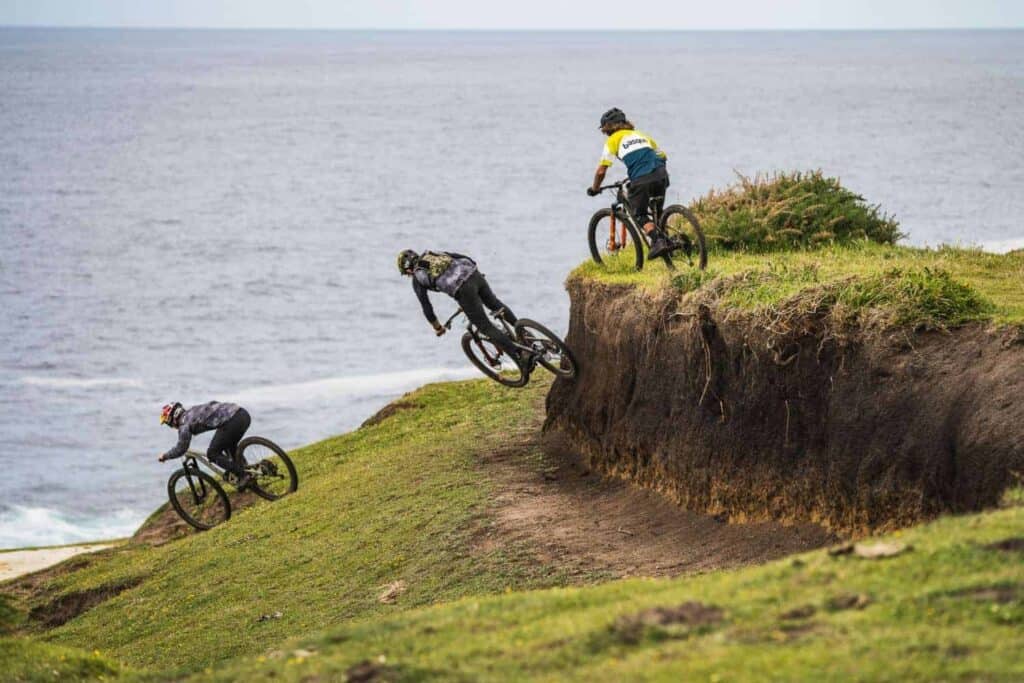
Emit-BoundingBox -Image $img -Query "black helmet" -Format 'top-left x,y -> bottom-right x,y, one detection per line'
397,249 -> 419,274
599,107 -> 627,129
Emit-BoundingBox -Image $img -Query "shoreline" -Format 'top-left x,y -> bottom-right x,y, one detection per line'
0,541 -> 118,582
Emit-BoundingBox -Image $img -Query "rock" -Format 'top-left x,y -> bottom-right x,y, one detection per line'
378,580 -> 407,604
854,541 -> 912,559
256,611 -> 283,622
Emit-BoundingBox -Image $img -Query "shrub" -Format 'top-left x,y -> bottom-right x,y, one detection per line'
691,171 -> 903,252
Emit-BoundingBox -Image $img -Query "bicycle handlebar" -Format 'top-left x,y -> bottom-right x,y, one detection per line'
595,180 -> 628,194
442,307 -> 510,330
443,308 -> 465,330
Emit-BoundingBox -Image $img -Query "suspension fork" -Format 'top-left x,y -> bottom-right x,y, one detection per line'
183,459 -> 207,502
471,328 -> 503,365
607,209 -> 628,251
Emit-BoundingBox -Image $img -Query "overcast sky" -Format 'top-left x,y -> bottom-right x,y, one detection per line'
1,0 -> 1022,30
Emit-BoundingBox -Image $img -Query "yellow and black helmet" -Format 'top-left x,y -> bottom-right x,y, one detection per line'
397,249 -> 419,274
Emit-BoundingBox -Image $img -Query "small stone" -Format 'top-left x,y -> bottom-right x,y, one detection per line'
256,611 -> 283,623
854,542 -> 912,559
378,580 -> 407,604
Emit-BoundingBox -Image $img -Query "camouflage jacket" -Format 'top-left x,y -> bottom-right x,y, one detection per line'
411,251 -> 478,324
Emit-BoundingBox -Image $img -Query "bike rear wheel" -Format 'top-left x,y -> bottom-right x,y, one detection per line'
587,208 -> 644,271
660,205 -> 708,270
168,466 -> 231,530
514,319 -> 577,380
236,436 -> 299,501
461,331 -> 528,388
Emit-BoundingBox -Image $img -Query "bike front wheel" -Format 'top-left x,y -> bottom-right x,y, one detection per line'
167,467 -> 231,530
461,331 -> 528,388
237,436 -> 299,501
587,208 -> 644,271
514,319 -> 578,380
660,205 -> 708,270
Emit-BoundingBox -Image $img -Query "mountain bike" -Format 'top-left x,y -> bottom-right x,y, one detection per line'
588,179 -> 707,272
442,307 -> 578,388
165,436 -> 298,530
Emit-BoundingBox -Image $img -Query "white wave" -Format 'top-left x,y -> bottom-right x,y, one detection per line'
20,376 -> 143,389
0,506 -> 142,550
228,367 -> 479,406
977,236 -> 1024,254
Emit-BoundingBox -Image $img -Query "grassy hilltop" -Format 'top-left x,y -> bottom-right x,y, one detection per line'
2,172 -> 1023,681
581,171 -> 1024,328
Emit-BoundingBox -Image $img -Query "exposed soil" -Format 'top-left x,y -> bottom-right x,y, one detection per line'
130,489 -> 269,547
361,400 -> 423,429
28,576 -> 144,628
985,537 -> 1024,553
545,279 -> 1024,535
475,429 -> 834,579
612,601 -> 725,644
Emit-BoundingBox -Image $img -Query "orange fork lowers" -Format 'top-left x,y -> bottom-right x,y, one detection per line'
607,212 -> 628,252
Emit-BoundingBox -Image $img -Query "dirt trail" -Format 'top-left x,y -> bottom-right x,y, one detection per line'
476,429 -> 834,579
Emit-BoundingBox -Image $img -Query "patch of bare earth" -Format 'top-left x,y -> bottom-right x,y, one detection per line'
475,428 -> 834,579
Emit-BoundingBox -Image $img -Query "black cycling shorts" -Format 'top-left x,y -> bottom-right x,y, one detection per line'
627,167 -> 669,227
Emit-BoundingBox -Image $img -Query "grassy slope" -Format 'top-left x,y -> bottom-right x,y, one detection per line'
4,244 -> 1023,681
197,499 -> 1024,682
2,378 -> 566,677
576,242 -> 1024,325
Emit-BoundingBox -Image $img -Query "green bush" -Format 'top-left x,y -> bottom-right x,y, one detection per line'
692,171 -> 903,252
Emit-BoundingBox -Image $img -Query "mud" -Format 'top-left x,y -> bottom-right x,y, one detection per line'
546,279 -> 1024,534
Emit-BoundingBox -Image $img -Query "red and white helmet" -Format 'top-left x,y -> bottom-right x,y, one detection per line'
160,402 -> 183,426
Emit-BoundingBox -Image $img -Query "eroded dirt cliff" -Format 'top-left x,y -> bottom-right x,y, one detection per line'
545,277 -> 1024,534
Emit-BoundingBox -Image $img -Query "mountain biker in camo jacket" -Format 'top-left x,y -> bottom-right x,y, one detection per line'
159,401 -> 253,488
397,249 -> 525,368
587,107 -> 674,259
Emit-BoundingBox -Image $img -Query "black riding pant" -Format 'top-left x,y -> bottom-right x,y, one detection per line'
454,272 -> 520,360
628,167 -> 669,230
207,408 -> 251,476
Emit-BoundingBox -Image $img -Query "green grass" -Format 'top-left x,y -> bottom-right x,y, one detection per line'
192,494 -> 1024,681
0,637 -> 128,682
3,376 -> 1022,681
574,242 -> 1024,326
2,378 -> 567,676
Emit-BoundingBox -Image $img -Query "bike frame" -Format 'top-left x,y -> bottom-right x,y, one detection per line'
597,180 -> 665,251
443,307 -> 534,367
182,450 -> 225,477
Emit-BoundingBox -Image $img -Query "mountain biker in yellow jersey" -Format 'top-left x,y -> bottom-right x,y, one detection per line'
158,401 -> 253,488
586,107 -> 674,259
397,249 -> 525,369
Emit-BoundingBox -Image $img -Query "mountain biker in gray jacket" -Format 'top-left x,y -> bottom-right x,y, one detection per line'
159,401 -> 252,487
397,249 -> 523,366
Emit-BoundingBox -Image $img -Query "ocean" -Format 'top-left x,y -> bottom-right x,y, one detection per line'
1,28 -> 1022,548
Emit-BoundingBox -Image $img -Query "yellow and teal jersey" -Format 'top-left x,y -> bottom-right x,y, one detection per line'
599,129 -> 667,180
